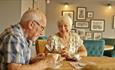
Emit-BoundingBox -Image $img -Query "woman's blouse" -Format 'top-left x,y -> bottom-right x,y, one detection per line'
46,32 -> 83,55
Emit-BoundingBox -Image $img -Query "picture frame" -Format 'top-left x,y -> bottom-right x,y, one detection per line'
87,11 -> 94,18
72,23 -> 75,29
113,16 -> 115,28
75,21 -> 89,28
90,19 -> 105,32
76,29 -> 86,39
85,32 -> 92,40
71,29 -> 76,33
77,7 -> 86,20
62,10 -> 74,24
93,32 -> 102,40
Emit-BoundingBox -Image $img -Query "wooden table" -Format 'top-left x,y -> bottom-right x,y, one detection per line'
80,57 -> 115,70
45,57 -> 115,70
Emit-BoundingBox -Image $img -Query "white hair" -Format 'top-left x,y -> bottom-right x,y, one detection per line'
20,8 -> 45,23
57,15 -> 73,30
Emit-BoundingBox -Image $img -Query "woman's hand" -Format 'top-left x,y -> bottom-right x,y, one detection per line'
61,48 -> 79,61
61,48 -> 69,58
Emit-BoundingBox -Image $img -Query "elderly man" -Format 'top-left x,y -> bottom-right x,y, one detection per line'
0,9 -> 56,70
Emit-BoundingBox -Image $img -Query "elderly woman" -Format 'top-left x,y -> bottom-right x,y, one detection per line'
46,16 -> 87,60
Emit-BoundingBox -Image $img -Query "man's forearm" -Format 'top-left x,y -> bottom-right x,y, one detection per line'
8,60 -> 47,70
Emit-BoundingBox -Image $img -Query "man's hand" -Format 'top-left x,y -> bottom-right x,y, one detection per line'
43,53 -> 56,68
30,53 -> 45,63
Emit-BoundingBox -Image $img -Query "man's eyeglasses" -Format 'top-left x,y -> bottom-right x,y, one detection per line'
33,20 -> 45,31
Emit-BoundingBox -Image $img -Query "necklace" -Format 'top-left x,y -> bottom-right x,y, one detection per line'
58,33 -> 70,48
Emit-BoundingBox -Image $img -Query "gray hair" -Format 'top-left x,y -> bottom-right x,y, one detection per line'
20,8 -> 45,23
57,15 -> 72,30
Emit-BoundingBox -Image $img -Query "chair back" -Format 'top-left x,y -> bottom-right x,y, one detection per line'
103,38 -> 115,57
36,36 -> 48,54
83,40 -> 105,56
103,38 -> 115,46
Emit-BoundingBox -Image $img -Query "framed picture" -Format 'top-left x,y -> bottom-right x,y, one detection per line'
90,19 -> 105,32
62,10 -> 74,24
113,16 -> 115,28
75,21 -> 89,28
72,23 -> 75,29
77,7 -> 86,20
93,32 -> 102,40
85,32 -> 92,40
87,11 -> 94,18
76,29 -> 85,39
71,29 -> 76,33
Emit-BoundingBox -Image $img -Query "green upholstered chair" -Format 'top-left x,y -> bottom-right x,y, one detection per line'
103,38 -> 115,57
83,40 -> 105,56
